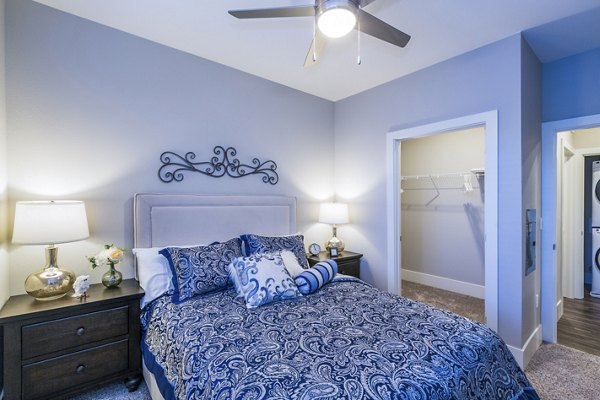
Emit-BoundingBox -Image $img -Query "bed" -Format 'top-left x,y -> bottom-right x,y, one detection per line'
134,193 -> 539,400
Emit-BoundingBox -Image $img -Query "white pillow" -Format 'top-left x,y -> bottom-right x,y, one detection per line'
280,249 -> 306,278
133,247 -> 175,309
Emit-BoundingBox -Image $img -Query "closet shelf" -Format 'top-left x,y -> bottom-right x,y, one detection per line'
400,169 -> 484,181
400,169 -> 484,197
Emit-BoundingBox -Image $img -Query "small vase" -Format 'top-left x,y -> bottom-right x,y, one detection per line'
102,264 -> 122,288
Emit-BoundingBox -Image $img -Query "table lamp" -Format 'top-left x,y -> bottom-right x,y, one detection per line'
319,202 -> 349,252
12,200 -> 89,300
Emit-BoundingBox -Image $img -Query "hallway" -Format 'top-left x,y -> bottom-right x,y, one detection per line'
558,285 -> 600,357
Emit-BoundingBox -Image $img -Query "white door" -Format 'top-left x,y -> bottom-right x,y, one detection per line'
561,143 -> 584,300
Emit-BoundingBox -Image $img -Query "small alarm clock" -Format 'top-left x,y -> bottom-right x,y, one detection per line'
308,243 -> 321,256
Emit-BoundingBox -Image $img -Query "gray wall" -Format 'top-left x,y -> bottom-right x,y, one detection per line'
520,38 -> 542,344
401,127 -> 485,286
334,34 -> 534,348
0,0 -> 8,307
5,0 -> 334,293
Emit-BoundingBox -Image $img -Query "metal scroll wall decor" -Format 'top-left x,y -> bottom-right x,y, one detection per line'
158,146 -> 279,185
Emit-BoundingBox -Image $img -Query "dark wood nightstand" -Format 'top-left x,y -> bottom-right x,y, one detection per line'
307,250 -> 363,278
0,279 -> 144,400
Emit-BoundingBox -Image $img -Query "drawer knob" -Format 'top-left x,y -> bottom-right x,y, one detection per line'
76,327 -> 86,336
76,364 -> 86,374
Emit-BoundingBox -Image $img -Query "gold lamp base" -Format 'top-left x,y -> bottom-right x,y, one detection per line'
25,245 -> 75,301
325,225 -> 345,252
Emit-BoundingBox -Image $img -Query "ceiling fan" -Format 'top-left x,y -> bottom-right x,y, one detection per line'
228,0 -> 411,66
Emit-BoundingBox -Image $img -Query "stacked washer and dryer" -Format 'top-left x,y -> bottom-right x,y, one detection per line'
591,161 -> 600,297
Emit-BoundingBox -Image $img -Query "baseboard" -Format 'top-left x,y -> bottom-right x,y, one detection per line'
507,324 -> 542,369
557,298 -> 564,320
401,269 -> 485,299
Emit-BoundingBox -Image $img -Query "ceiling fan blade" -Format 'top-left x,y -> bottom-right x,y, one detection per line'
229,5 -> 315,19
357,9 -> 411,48
304,31 -> 327,67
359,0 -> 379,7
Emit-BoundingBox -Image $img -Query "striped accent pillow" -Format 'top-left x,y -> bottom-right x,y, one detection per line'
294,260 -> 337,295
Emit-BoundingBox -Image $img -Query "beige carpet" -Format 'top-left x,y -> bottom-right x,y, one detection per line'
526,343 -> 600,400
401,280 -> 485,323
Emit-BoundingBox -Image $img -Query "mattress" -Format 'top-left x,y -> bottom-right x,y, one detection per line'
141,276 -> 539,400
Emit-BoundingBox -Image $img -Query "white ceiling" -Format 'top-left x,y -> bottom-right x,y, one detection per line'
33,0 -> 600,101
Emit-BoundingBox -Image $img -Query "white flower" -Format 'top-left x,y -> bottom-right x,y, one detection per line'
88,244 -> 125,269
108,247 -> 124,263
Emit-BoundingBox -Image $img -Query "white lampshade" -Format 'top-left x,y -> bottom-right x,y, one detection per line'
319,202 -> 349,225
12,201 -> 90,245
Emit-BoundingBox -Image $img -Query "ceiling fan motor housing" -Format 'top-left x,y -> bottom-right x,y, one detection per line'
317,0 -> 360,16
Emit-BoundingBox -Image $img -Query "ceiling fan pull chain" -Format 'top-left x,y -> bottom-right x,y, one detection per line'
357,14 -> 362,65
312,15 -> 317,62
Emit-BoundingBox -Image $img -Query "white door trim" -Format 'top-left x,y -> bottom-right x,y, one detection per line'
541,113 -> 600,343
386,110 -> 498,332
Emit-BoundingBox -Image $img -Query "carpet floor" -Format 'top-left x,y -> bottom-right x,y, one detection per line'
401,280 -> 485,323
70,380 -> 151,400
526,343 -> 600,400
70,281 -> 599,399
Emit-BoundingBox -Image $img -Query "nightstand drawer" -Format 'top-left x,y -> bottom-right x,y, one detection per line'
337,260 -> 360,277
22,339 -> 129,400
307,250 -> 363,279
22,306 -> 129,359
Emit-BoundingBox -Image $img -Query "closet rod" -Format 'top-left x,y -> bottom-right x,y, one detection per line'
400,170 -> 484,181
401,186 -> 480,191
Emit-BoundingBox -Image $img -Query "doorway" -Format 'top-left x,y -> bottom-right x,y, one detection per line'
584,154 -> 600,288
552,128 -> 600,356
399,127 -> 485,316
541,114 -> 600,344
386,111 -> 498,332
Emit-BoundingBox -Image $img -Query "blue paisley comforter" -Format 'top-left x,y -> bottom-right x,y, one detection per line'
141,277 -> 539,400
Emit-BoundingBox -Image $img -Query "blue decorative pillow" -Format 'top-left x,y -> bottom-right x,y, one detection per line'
160,238 -> 243,303
228,253 -> 302,309
240,233 -> 309,269
294,260 -> 337,295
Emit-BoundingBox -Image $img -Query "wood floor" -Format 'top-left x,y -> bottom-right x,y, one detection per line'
557,285 -> 600,357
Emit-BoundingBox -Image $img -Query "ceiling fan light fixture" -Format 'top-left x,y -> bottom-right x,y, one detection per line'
317,4 -> 357,38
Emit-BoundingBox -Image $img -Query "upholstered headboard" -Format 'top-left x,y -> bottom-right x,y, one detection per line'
133,193 -> 297,248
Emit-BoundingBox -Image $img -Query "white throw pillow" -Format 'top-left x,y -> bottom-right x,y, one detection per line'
280,249 -> 306,278
133,247 -> 175,309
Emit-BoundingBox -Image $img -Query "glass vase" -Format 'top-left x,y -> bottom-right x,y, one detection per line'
102,264 -> 122,288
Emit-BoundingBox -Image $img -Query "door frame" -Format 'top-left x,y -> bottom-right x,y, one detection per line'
541,113 -> 600,343
386,110 -> 498,332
